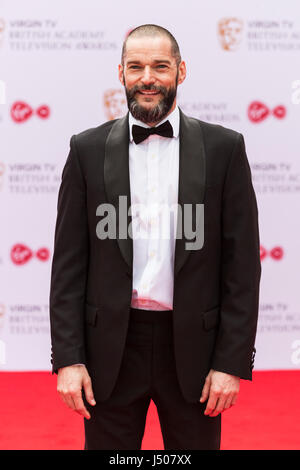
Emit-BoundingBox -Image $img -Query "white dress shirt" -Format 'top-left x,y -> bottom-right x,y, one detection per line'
129,105 -> 180,311
71,107 -> 180,367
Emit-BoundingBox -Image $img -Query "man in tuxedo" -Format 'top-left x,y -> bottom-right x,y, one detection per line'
49,24 -> 261,450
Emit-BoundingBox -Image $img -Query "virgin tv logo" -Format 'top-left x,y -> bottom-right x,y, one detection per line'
10,243 -> 50,265
248,101 -> 286,123
260,245 -> 284,261
10,101 -> 50,123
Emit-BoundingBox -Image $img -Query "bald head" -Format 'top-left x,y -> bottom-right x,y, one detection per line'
121,24 -> 181,66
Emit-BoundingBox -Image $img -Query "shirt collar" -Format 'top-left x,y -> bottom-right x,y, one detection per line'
128,104 -> 180,142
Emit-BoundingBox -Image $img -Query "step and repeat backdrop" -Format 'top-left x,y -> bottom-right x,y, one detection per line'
0,0 -> 300,371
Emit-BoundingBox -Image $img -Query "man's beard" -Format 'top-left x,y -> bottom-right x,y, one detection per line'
124,73 -> 178,124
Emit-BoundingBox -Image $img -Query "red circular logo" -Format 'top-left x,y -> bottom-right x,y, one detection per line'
248,102 -> 286,123
260,245 -> 284,261
10,244 -> 50,265
11,101 -> 50,123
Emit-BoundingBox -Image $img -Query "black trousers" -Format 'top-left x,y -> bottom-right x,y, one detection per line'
84,308 -> 221,450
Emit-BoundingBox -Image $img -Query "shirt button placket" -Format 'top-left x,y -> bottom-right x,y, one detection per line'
147,137 -> 159,281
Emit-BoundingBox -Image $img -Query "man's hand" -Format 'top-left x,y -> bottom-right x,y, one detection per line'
199,369 -> 240,417
57,365 -> 96,419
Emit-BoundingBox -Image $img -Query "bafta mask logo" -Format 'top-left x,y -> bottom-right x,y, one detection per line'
0,19 -> 5,48
103,89 -> 127,120
218,17 -> 243,51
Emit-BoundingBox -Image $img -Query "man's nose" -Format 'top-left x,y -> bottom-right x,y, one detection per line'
140,66 -> 156,86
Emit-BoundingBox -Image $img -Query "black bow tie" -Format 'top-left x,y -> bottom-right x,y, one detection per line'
132,120 -> 173,144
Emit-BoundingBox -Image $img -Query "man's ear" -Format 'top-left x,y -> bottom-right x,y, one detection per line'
177,61 -> 187,86
118,64 -> 124,86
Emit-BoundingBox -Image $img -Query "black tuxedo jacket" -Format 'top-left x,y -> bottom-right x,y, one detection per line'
49,108 -> 261,403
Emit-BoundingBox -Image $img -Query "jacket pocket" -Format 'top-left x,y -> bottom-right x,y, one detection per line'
202,306 -> 220,331
85,302 -> 100,327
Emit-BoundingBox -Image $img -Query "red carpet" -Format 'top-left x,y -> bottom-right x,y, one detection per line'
0,370 -> 299,450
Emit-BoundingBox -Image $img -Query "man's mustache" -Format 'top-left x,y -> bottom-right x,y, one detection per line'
128,84 -> 168,96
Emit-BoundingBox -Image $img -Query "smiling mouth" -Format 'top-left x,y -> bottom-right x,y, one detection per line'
138,90 -> 160,96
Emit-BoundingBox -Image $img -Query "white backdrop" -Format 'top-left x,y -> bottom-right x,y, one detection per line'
0,0 -> 300,371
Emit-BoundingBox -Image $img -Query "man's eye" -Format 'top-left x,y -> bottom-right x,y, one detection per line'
156,65 -> 167,69
129,66 -> 141,70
